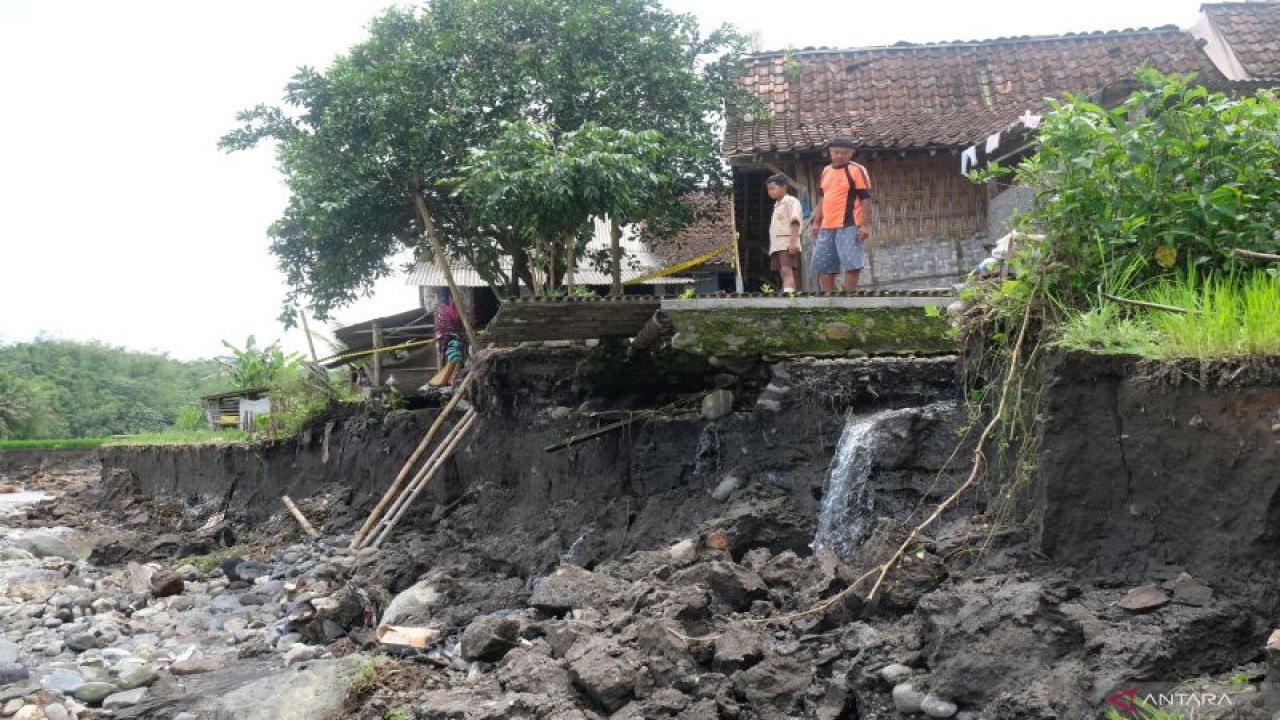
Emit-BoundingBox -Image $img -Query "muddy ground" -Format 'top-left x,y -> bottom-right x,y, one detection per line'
5,347 -> 1280,719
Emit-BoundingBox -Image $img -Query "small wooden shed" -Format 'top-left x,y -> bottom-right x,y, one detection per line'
200,387 -> 271,430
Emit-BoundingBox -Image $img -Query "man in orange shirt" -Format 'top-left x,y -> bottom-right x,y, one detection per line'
810,137 -> 872,291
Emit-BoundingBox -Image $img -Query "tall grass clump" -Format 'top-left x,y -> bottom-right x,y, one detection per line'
1143,270 -> 1280,359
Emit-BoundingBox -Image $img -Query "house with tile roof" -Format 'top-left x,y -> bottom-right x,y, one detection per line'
723,22 -> 1228,290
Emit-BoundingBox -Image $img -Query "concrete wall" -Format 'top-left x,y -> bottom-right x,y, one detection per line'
987,184 -> 1035,242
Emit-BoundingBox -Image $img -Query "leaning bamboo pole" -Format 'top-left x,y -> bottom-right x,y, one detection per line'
410,168 -> 478,349
368,409 -> 479,550
349,370 -> 477,550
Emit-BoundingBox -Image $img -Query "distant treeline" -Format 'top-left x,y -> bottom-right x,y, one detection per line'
0,338 -> 223,439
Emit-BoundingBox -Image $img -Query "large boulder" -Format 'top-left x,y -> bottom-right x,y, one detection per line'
566,638 -> 636,712
10,530 -> 79,560
459,614 -> 520,662
193,657 -> 362,720
529,565 -> 627,614
671,561 -> 767,611
380,580 -> 445,627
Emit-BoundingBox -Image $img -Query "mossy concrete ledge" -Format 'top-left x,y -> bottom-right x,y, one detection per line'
662,303 -> 955,356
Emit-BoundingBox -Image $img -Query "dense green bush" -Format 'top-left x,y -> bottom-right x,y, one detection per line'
1010,69 -> 1280,306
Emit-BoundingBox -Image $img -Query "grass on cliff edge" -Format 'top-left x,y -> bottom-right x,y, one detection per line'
0,438 -> 107,450
1056,270 -> 1280,359
103,429 -> 252,446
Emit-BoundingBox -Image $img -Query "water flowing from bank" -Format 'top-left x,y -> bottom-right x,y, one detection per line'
811,408 -> 906,557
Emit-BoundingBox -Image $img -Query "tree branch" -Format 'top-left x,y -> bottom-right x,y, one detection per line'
1234,247 -> 1280,263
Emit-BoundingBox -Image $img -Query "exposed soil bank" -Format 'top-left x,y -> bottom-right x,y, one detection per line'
1037,351 -> 1280,585
64,347 -> 1280,718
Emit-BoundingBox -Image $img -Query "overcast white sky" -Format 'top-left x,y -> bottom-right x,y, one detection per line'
0,0 -> 1209,360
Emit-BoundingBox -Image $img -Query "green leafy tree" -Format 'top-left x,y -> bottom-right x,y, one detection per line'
0,339 -> 221,438
454,121 -> 668,291
0,371 -> 61,439
215,336 -> 301,390
220,0 -> 751,321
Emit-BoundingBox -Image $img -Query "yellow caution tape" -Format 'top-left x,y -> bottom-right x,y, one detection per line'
623,240 -> 736,286
317,337 -> 435,366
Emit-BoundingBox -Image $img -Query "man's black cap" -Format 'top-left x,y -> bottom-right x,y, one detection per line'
827,136 -> 857,149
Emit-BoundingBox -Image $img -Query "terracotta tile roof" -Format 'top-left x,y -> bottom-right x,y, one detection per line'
725,27 -> 1226,154
647,192 -> 736,269
1204,2 -> 1280,80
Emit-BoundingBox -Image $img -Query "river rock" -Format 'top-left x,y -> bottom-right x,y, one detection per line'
0,640 -> 18,663
41,668 -> 85,693
103,687 -> 148,710
13,706 -> 46,720
921,693 -> 959,718
668,539 -> 698,566
150,569 -> 185,598
116,664 -> 158,690
42,704 -> 69,720
710,475 -> 741,501
1118,584 -> 1169,612
0,661 -> 28,684
233,561 -> 272,582
220,556 -> 247,581
879,663 -> 914,684
892,682 -> 926,713
3,699 -> 25,716
127,562 -> 155,594
282,644 -> 324,666
74,681 -> 119,705
65,632 -> 101,652
700,390 -> 734,420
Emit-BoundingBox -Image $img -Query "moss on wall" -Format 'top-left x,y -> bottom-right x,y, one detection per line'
666,307 -> 954,356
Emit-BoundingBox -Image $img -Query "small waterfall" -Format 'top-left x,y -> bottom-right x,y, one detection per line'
812,408 -> 907,557
692,424 -> 721,477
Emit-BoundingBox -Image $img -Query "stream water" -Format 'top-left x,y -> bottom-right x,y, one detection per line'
0,490 -> 52,517
811,408 -> 907,557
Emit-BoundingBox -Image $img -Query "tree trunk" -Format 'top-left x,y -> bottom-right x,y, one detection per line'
610,219 -> 623,296
564,234 -> 575,291
410,170 -> 478,348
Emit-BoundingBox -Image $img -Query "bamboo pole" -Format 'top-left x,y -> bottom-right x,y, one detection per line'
296,307 -> 319,364
371,320 -> 383,386
368,409 -> 478,549
282,496 -> 319,538
410,169 -> 478,348
348,370 -> 477,549
1101,292 -> 1190,314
